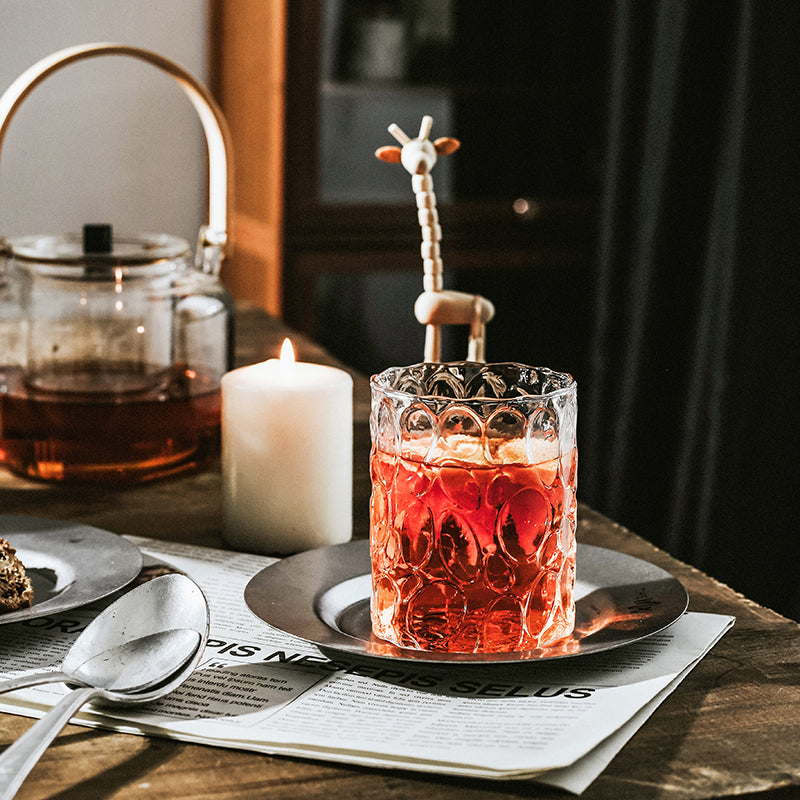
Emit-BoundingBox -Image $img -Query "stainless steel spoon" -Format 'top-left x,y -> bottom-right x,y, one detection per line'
0,572 -> 209,799
0,628 -> 200,695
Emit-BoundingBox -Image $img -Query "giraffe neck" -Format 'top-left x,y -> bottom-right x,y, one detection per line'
412,172 -> 443,292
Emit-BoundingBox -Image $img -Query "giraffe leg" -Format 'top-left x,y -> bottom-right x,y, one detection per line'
467,323 -> 486,362
468,295 -> 487,362
425,324 -> 441,362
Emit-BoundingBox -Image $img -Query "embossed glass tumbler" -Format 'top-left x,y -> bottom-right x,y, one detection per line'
369,362 -> 577,653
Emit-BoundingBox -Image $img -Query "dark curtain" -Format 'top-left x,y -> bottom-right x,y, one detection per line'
582,0 -> 800,620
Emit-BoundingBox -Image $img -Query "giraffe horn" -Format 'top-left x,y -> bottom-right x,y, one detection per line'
418,115 -> 433,140
388,123 -> 410,145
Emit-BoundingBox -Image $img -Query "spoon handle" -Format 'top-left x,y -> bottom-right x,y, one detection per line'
0,670 -> 76,694
0,685 -> 98,800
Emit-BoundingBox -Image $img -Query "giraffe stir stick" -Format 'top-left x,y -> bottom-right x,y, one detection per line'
376,116 -> 494,362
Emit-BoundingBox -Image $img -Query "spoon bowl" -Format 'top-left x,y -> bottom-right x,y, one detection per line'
69,627 -> 202,694
63,571 -> 210,704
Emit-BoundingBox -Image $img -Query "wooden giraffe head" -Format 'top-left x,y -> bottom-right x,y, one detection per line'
375,115 -> 460,175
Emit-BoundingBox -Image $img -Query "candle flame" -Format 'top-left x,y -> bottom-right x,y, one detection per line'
280,338 -> 295,364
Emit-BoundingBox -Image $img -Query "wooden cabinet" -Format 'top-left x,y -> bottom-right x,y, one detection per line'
211,1 -> 610,374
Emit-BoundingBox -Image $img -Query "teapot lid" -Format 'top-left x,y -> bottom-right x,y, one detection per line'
5,224 -> 191,266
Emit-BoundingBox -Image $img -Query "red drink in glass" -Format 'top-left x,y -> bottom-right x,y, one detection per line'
369,363 -> 577,654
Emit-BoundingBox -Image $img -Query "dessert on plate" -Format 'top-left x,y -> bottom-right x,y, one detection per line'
0,536 -> 34,612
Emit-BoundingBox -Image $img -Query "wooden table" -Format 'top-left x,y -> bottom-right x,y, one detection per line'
1,305 -> 798,800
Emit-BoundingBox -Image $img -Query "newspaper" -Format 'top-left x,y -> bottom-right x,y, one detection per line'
0,537 -> 734,795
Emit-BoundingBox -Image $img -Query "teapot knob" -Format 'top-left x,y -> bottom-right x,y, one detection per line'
83,224 -> 113,254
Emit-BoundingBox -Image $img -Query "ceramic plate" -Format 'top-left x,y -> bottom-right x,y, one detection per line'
0,515 -> 143,625
245,540 -> 689,664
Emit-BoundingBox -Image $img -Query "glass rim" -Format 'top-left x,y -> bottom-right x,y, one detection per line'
370,361 -> 576,403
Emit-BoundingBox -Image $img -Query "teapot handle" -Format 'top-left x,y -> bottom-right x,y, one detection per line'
0,42 -> 232,275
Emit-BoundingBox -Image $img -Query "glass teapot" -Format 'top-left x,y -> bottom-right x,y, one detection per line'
0,44 -> 234,483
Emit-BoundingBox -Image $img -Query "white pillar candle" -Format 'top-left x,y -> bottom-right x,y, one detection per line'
221,339 -> 353,555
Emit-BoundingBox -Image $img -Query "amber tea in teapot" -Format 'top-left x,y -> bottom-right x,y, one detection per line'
0,364 -> 222,483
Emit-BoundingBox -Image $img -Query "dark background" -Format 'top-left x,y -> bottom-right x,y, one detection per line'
314,1 -> 800,621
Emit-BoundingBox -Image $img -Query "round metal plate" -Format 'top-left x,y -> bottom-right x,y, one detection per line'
245,540 -> 689,664
0,515 -> 143,625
